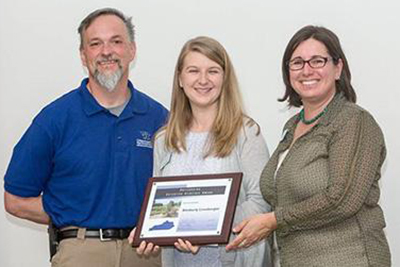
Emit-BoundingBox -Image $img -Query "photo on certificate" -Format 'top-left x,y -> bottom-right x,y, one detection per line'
132,172 -> 243,246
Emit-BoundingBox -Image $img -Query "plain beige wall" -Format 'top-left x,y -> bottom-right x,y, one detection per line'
1,0 -> 399,266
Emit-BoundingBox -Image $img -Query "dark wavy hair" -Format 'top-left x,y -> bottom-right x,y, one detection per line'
280,25 -> 356,107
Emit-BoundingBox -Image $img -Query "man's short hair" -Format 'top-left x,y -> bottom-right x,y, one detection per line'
78,7 -> 135,50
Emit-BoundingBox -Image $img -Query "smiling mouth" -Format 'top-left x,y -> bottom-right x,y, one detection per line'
301,80 -> 318,86
97,59 -> 119,66
195,87 -> 212,94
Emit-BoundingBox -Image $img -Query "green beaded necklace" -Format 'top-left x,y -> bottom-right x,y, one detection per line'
299,107 -> 327,125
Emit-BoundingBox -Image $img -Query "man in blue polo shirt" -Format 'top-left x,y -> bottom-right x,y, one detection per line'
4,8 -> 167,267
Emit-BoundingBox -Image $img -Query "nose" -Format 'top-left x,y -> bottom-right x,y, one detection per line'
101,42 -> 113,56
198,72 -> 209,85
302,62 -> 314,76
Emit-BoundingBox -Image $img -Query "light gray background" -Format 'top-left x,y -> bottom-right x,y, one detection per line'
1,0 -> 399,266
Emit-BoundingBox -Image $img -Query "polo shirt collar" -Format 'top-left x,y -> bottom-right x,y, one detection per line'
79,78 -> 149,116
79,78 -> 103,116
123,80 -> 149,116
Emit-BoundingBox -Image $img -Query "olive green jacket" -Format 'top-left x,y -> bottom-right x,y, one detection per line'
260,93 -> 391,267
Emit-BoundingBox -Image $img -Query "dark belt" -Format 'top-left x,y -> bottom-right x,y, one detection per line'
58,228 -> 133,242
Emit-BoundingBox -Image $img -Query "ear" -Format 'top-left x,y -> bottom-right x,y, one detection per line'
178,76 -> 183,88
80,49 -> 88,68
335,58 -> 344,80
128,41 -> 136,62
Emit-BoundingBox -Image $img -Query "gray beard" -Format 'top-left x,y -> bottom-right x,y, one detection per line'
94,67 -> 124,93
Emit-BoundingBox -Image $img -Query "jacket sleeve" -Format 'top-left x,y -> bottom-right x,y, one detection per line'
152,133 -> 166,177
230,123 -> 272,267
275,110 -> 386,233
234,123 -> 271,224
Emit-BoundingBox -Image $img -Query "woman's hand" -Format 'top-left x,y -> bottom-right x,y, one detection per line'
128,228 -> 160,256
225,212 -> 277,251
174,239 -> 200,254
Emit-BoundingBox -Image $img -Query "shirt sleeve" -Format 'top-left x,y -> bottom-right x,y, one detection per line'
155,105 -> 168,132
4,122 -> 54,197
275,110 -> 385,233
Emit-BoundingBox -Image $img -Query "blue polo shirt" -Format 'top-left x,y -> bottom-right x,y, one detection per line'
4,79 -> 168,228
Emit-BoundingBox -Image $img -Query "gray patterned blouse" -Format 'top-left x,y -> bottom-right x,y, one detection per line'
260,93 -> 391,267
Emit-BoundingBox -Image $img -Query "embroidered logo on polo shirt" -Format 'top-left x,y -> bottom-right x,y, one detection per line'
136,131 -> 152,148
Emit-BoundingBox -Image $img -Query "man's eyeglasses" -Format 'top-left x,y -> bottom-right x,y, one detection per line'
288,56 -> 332,71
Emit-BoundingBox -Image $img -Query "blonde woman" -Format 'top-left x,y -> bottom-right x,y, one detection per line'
131,36 -> 271,267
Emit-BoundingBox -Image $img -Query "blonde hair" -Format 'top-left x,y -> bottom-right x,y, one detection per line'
162,36 -> 253,158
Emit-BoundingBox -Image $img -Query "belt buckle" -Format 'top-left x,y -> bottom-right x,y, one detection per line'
99,229 -> 112,242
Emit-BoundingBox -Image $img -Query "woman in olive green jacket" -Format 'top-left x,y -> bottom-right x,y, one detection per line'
226,25 -> 391,267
